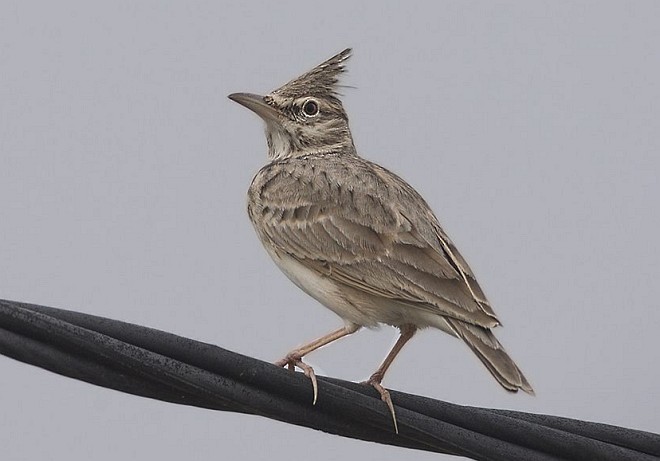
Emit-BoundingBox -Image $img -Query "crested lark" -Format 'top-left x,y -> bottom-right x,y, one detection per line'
229,48 -> 533,432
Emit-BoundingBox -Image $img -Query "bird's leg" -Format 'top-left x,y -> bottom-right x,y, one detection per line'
276,323 -> 360,404
362,324 -> 417,434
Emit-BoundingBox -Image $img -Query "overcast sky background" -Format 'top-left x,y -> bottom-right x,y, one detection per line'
1,2 -> 659,460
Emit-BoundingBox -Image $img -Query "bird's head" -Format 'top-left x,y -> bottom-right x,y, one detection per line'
229,48 -> 355,161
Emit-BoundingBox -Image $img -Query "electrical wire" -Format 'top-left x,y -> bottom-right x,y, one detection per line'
1,299 -> 658,461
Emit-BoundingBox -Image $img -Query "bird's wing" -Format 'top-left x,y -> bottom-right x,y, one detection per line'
250,156 -> 499,328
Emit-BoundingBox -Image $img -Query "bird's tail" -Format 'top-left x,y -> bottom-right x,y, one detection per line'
447,319 -> 534,395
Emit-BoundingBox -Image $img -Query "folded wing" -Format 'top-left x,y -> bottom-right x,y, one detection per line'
250,155 -> 500,329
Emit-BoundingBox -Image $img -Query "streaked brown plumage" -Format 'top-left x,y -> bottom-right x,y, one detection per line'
229,48 -> 533,432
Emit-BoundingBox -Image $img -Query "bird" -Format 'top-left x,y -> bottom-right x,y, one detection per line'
228,48 -> 533,432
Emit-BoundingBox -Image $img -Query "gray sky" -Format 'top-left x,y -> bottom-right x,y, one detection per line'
1,1 -> 658,460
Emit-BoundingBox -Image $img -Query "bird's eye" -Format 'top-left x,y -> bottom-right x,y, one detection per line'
302,99 -> 320,117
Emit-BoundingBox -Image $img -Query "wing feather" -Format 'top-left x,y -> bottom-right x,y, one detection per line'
248,155 -> 500,327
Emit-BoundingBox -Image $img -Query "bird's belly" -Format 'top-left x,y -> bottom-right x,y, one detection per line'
262,246 -> 455,333
263,247 -> 380,327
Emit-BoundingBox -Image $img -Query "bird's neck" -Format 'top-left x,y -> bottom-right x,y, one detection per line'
265,124 -> 357,161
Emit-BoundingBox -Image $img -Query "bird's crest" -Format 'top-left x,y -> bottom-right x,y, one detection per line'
272,48 -> 352,100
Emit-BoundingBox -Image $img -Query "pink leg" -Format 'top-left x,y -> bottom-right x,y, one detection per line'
363,324 -> 417,433
276,323 -> 360,404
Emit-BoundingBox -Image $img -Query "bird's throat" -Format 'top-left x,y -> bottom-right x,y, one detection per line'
265,122 -> 357,161
265,126 -> 295,161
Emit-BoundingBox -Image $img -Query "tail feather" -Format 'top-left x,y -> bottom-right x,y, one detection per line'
447,319 -> 534,395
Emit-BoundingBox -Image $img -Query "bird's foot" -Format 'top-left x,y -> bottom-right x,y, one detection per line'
361,374 -> 399,434
275,353 -> 318,405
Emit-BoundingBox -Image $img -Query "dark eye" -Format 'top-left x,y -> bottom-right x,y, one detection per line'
302,99 -> 319,117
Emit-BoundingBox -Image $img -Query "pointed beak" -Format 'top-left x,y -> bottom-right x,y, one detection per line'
228,93 -> 279,123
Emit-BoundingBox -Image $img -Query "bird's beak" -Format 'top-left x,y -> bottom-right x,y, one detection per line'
228,93 -> 279,123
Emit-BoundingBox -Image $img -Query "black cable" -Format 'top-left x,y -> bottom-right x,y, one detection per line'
0,299 -> 658,461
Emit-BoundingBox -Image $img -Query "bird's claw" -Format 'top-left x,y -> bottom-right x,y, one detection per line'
362,377 -> 399,434
275,354 -> 318,405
